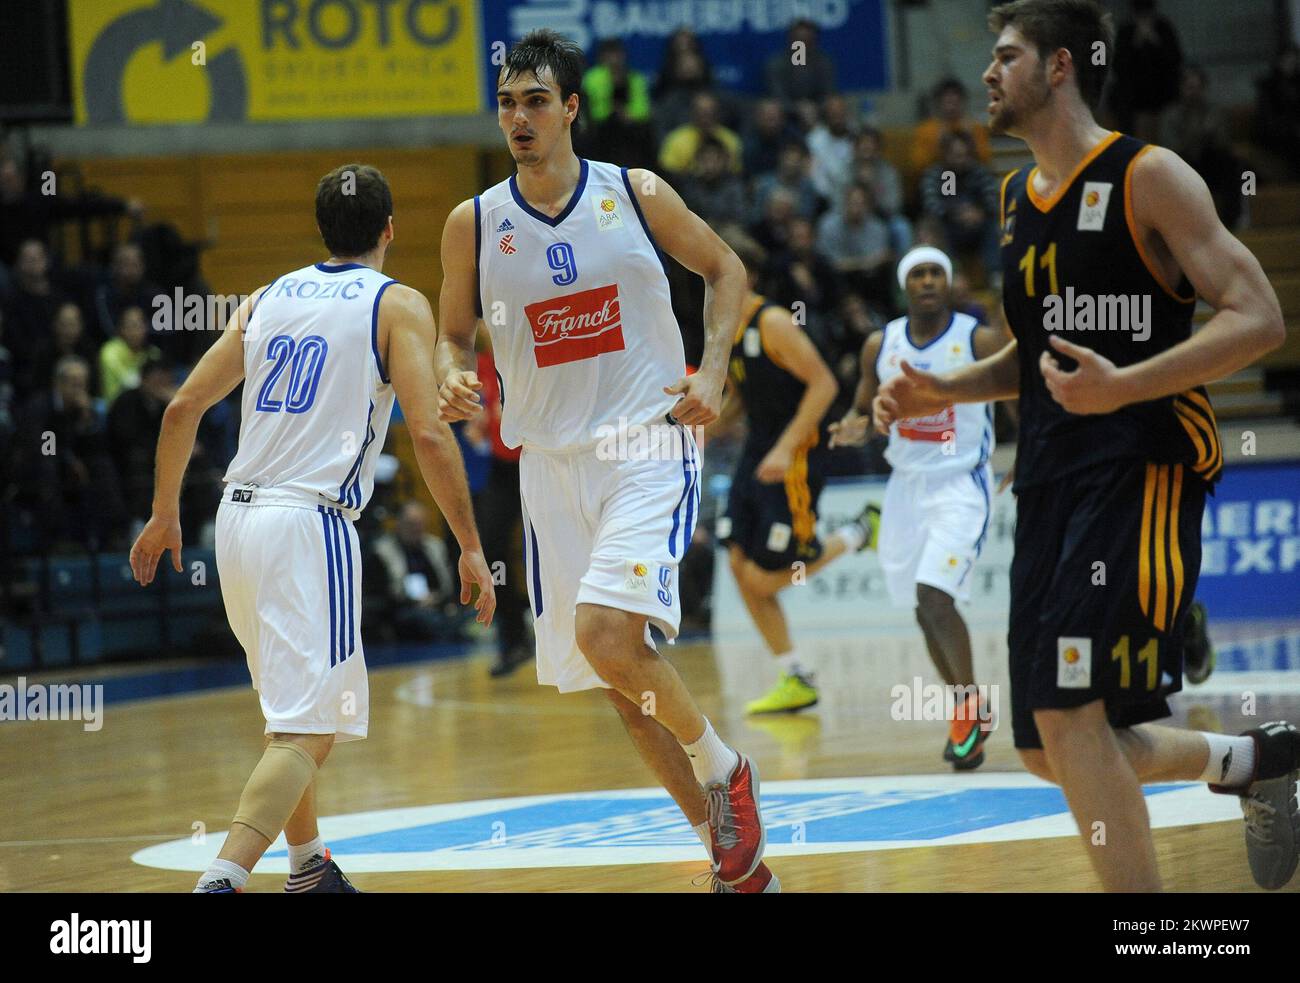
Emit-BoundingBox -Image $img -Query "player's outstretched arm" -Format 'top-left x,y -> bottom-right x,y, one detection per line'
383,282 -> 496,625
435,198 -> 484,421
130,288 -> 260,586
754,306 -> 838,482
1041,147 -> 1285,414
830,330 -> 883,448
627,168 -> 747,427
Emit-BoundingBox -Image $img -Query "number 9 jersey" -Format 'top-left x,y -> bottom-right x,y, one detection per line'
474,159 -> 686,453
223,262 -> 398,514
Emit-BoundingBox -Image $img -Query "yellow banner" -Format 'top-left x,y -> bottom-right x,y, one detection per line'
69,0 -> 483,124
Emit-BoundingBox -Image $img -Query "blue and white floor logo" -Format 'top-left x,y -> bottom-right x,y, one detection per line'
132,774 -> 1241,873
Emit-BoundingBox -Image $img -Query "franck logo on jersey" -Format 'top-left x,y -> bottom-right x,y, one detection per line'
897,406 -> 956,443
130,775 -> 1240,874
526,284 -> 625,367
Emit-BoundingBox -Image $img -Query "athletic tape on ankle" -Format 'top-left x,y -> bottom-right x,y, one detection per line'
232,740 -> 319,842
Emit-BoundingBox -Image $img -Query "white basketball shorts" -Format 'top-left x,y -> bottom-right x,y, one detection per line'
878,464 -> 992,607
519,420 -> 701,693
215,486 -> 369,741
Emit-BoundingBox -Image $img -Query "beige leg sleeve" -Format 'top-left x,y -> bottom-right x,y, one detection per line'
231,740 -> 319,843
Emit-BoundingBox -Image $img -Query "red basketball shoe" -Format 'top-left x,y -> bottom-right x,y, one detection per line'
704,753 -> 766,885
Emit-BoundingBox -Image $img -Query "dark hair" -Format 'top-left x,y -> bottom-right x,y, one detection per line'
934,77 -> 967,100
989,0 -> 1115,111
502,29 -> 586,127
315,164 -> 392,258
695,135 -> 729,160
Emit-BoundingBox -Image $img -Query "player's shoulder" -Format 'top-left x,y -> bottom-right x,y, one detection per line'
378,282 -> 432,320
1127,142 -> 1210,221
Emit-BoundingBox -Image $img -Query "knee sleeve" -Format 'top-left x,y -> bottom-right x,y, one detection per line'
231,740 -> 319,842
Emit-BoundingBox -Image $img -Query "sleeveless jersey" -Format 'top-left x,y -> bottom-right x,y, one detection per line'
876,311 -> 994,475
475,158 -> 685,451
224,262 -> 398,513
999,131 -> 1222,491
727,295 -> 828,452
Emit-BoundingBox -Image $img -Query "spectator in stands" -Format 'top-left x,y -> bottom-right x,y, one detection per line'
24,301 -> 99,401
16,354 -> 125,550
764,18 -> 838,126
99,306 -> 160,405
751,142 -> 823,224
851,127 -> 912,254
3,239 -> 68,390
581,38 -> 657,170
0,153 -> 142,269
92,242 -> 160,344
951,271 -> 989,325
370,501 -> 465,643
750,185 -> 799,255
807,94 -> 859,203
910,78 -> 993,176
920,131 -> 1001,286
106,355 -> 174,531
824,290 -> 883,476
1109,0 -> 1183,143
742,98 -> 802,178
816,182 -> 892,302
765,216 -> 840,336
680,137 -> 749,228
1159,64 -> 1243,228
653,30 -> 716,138
1256,44 -> 1300,178
0,307 -> 13,455
659,92 -> 743,176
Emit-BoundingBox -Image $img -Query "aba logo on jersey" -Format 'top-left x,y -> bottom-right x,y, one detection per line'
593,195 -> 624,231
1077,181 -> 1113,231
495,218 -> 515,233
526,284 -> 625,368
1057,637 -> 1092,689
498,233 -> 517,255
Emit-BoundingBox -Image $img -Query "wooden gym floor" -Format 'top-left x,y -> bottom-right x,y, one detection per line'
2,623 -> 1298,893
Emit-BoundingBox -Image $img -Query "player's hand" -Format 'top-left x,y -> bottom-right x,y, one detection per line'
828,415 -> 871,448
1040,336 -> 1133,415
755,445 -> 792,484
873,360 -> 951,433
129,513 -> 183,586
664,369 -> 724,427
457,548 -> 497,626
438,370 -> 483,422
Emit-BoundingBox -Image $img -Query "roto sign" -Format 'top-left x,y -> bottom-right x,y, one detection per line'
526,284 -> 625,367
260,0 -> 459,48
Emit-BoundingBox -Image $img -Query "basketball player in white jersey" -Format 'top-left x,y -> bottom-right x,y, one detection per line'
830,247 -> 1004,769
129,164 -> 496,893
435,31 -> 772,892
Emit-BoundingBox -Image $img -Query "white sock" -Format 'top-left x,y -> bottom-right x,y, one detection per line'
833,523 -> 866,552
693,822 -> 713,862
682,718 -> 740,786
774,651 -> 803,676
288,835 -> 326,874
1199,733 -> 1256,787
194,859 -> 249,893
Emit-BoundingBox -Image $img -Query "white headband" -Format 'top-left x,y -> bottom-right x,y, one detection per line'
896,246 -> 953,290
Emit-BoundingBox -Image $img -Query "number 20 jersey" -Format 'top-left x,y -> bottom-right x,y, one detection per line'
223,262 -> 398,512
475,158 -> 686,452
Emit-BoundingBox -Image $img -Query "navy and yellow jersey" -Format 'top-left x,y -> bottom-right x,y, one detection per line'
727,294 -> 829,454
999,131 -> 1222,492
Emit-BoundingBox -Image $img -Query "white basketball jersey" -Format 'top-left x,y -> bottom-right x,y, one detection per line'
475,159 -> 685,451
224,262 -> 397,512
876,311 -> 994,474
